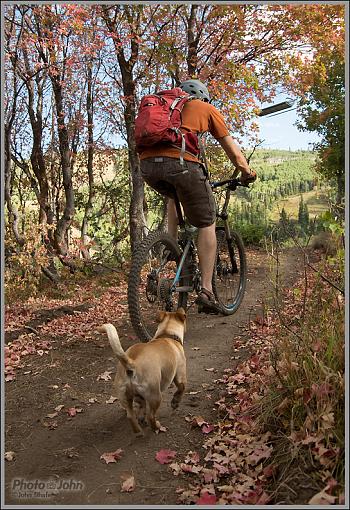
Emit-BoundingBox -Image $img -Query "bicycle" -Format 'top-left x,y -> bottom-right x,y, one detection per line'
127,175 -> 249,342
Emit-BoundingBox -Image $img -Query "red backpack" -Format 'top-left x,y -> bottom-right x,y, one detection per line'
134,87 -> 200,164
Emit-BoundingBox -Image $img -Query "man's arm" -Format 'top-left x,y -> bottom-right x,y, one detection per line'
217,135 -> 256,183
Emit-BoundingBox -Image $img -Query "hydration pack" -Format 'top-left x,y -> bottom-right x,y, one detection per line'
134,87 -> 201,165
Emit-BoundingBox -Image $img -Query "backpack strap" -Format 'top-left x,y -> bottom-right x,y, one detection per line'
198,133 -> 209,176
170,95 -> 191,165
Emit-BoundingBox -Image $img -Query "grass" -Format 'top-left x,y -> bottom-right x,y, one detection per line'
256,248 -> 345,501
270,190 -> 329,222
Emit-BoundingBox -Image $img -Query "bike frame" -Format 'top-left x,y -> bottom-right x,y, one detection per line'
168,177 -> 244,296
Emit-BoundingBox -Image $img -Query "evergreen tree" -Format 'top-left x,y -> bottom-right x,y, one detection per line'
279,207 -> 288,227
298,195 -> 309,231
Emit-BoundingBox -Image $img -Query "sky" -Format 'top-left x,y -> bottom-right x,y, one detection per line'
253,94 -> 321,151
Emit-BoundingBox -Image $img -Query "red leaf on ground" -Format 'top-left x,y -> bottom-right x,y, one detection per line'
100,449 -> 123,464
67,407 -> 83,417
196,492 -> 217,505
202,424 -> 214,434
155,449 -> 176,464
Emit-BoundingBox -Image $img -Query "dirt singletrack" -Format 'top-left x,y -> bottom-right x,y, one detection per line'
4,247 -> 303,506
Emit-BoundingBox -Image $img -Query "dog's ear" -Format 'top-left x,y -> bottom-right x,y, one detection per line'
176,307 -> 186,322
157,310 -> 167,323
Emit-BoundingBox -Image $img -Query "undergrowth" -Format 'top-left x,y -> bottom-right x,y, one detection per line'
257,242 -> 345,503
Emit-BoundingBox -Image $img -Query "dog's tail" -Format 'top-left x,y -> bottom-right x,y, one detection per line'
97,324 -> 135,375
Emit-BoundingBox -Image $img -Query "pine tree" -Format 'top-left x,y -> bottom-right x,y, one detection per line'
279,207 -> 288,226
298,195 -> 309,231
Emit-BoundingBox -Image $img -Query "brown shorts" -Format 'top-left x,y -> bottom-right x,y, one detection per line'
140,157 -> 216,228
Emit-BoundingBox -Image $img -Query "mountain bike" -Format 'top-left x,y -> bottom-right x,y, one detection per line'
127,176 -> 249,342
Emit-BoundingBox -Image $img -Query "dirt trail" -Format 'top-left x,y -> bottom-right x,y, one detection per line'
5,248 -> 302,506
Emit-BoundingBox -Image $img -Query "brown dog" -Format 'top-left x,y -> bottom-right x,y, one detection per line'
97,308 -> 187,435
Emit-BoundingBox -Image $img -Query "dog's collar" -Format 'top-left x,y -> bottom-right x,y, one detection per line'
154,333 -> 183,344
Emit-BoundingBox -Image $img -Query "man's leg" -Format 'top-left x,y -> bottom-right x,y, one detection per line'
167,198 -> 178,240
197,222 -> 217,294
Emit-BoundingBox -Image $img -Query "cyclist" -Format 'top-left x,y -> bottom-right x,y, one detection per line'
139,79 -> 257,314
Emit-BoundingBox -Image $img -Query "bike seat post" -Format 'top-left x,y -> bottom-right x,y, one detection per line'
174,194 -> 185,230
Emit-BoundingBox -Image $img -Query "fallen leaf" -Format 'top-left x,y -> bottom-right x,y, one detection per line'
97,371 -> 112,381
67,407 -> 83,417
217,485 -> 234,493
155,449 -> 176,464
46,412 -> 58,419
308,489 -> 336,505
120,474 -> 135,492
184,451 -> 200,464
55,404 -> 65,412
5,451 -> 15,461
169,462 -> 181,475
205,367 -> 215,372
100,449 -> 123,464
106,396 -> 118,404
191,416 -> 207,427
155,425 -> 167,434
196,492 -> 217,505
202,424 -> 214,434
180,463 -> 202,474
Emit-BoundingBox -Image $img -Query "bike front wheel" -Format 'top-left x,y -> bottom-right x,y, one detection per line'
212,226 -> 247,315
128,231 -> 188,342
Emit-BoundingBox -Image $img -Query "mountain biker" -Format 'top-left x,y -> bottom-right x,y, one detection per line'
139,79 -> 257,314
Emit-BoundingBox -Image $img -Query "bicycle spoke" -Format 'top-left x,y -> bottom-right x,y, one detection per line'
213,228 -> 247,314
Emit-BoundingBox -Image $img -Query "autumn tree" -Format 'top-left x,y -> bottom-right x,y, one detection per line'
4,3 -> 345,269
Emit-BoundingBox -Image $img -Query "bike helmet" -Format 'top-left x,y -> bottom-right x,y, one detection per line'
179,79 -> 210,102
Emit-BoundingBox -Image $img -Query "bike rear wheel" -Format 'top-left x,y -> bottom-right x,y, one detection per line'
128,231 -> 188,342
212,226 -> 247,315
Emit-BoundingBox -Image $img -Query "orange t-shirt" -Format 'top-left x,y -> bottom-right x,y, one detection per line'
139,99 -> 230,163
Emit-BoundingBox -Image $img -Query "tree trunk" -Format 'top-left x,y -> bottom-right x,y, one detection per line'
4,125 -> 25,247
102,6 -> 146,253
118,62 -> 146,251
51,78 -> 75,257
22,50 -> 52,227
187,5 -> 199,76
81,62 -> 94,260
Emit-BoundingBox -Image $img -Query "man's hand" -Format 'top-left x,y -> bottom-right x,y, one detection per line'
240,169 -> 257,185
